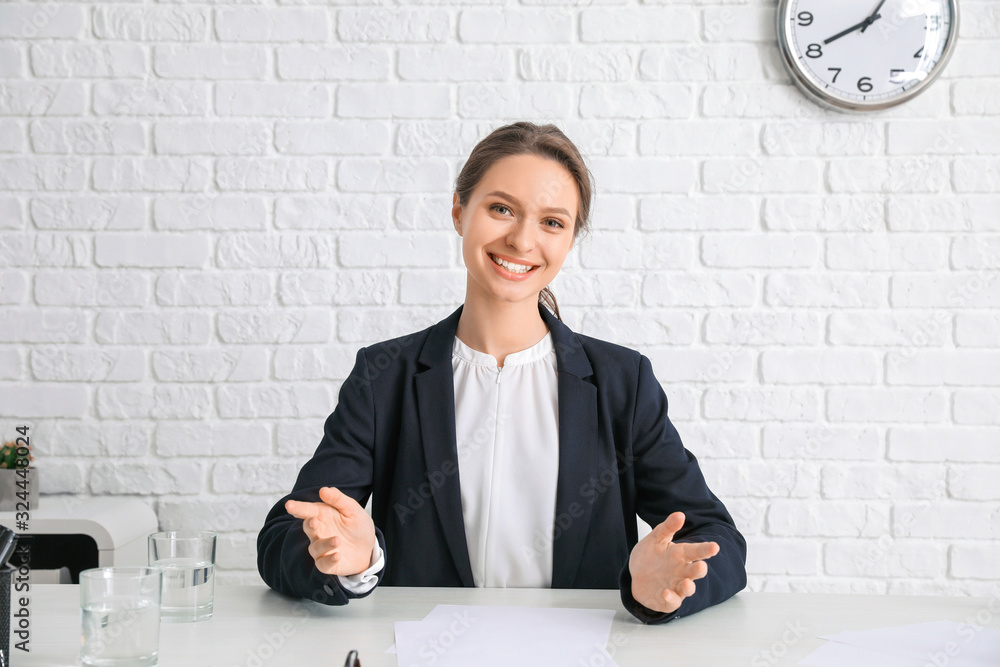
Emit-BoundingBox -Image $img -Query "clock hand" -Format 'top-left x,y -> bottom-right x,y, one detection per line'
860,0 -> 887,33
824,0 -> 887,44
823,18 -> 871,44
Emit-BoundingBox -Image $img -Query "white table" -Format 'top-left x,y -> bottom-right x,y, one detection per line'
19,584 -> 1000,665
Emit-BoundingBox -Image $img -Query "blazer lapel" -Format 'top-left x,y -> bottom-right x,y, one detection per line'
414,304 -> 476,587
539,305 -> 600,589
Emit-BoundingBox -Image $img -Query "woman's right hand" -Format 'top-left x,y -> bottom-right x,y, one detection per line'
285,486 -> 377,577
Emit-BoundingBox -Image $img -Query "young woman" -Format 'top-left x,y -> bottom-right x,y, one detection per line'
257,122 -> 747,624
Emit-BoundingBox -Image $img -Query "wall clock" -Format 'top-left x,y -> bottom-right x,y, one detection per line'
777,0 -> 959,112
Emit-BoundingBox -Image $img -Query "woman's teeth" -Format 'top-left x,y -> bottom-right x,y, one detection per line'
491,254 -> 534,274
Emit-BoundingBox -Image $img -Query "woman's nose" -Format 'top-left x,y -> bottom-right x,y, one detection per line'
506,219 -> 536,252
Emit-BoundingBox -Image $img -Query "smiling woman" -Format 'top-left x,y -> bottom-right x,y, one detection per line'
453,123 -> 592,327
257,121 -> 748,625
451,150 -> 583,368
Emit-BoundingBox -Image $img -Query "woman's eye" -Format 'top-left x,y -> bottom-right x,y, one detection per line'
489,204 -> 562,228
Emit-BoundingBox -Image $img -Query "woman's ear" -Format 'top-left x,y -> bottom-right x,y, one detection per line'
452,192 -> 463,236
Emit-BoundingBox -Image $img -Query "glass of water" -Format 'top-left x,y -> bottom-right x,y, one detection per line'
147,530 -> 217,623
80,567 -> 162,667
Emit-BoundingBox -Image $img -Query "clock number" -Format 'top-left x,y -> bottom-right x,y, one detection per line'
796,11 -> 814,26
914,46 -> 924,58
827,67 -> 842,83
889,68 -> 905,83
806,44 -> 823,59
927,15 -> 940,29
857,77 -> 873,92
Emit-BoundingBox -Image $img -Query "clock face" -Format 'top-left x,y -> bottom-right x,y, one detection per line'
778,0 -> 958,111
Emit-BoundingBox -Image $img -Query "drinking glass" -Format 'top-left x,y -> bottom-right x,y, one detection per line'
80,567 -> 162,667
147,530 -> 217,622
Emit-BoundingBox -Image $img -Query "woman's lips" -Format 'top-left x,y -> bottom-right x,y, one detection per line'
488,253 -> 539,281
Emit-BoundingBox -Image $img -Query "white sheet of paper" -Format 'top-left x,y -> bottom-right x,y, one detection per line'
820,620 -> 1000,666
393,604 -> 619,667
798,620 -> 1000,667
797,641 -> 927,667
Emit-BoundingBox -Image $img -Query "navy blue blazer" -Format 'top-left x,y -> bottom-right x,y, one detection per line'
258,303 -> 747,623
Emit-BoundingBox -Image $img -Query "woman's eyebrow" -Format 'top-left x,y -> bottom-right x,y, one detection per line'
484,190 -> 572,218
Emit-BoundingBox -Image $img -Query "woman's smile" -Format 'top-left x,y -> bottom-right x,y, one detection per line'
488,252 -> 540,280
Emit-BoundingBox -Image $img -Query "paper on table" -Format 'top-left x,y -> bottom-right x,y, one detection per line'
798,620 -> 1000,667
393,604 -> 619,667
822,620 -> 1000,666
797,641 -> 928,667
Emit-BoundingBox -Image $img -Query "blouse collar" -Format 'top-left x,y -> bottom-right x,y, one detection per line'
452,330 -> 554,367
417,303 -> 593,380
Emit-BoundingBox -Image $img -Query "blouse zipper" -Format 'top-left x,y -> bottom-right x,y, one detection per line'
495,364 -> 503,384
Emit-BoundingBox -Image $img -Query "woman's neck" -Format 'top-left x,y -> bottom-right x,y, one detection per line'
455,291 -> 550,369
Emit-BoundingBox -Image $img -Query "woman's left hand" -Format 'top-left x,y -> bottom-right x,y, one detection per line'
628,511 -> 720,614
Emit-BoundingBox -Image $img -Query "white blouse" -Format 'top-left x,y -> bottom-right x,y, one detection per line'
451,330 -> 560,588
338,330 -> 560,593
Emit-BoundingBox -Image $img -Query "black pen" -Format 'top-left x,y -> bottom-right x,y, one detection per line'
343,649 -> 361,667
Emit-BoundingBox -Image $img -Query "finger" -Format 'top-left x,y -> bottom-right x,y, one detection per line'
314,551 -> 343,576
319,486 -> 357,516
303,515 -> 332,542
285,499 -> 322,521
660,586 -> 684,611
674,577 -> 696,599
651,512 -> 685,544
674,541 -> 720,562
308,535 -> 338,561
680,559 -> 709,582
288,508 -> 324,541
301,517 -> 317,541
662,577 -> 696,602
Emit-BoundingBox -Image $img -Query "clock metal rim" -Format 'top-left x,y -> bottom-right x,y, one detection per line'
776,0 -> 960,113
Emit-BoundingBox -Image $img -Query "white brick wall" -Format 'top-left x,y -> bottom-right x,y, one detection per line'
0,0 -> 997,593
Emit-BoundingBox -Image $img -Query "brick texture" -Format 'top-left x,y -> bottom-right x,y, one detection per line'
1,0 -> 995,593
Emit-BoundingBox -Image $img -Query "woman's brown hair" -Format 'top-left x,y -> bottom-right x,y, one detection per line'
454,121 -> 594,321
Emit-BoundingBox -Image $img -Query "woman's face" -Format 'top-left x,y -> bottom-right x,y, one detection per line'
452,153 -> 579,308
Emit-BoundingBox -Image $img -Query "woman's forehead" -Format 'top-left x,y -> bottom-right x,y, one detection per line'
475,154 -> 579,212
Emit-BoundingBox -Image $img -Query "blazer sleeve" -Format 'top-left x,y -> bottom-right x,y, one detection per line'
257,347 -> 387,605
618,354 -> 748,624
